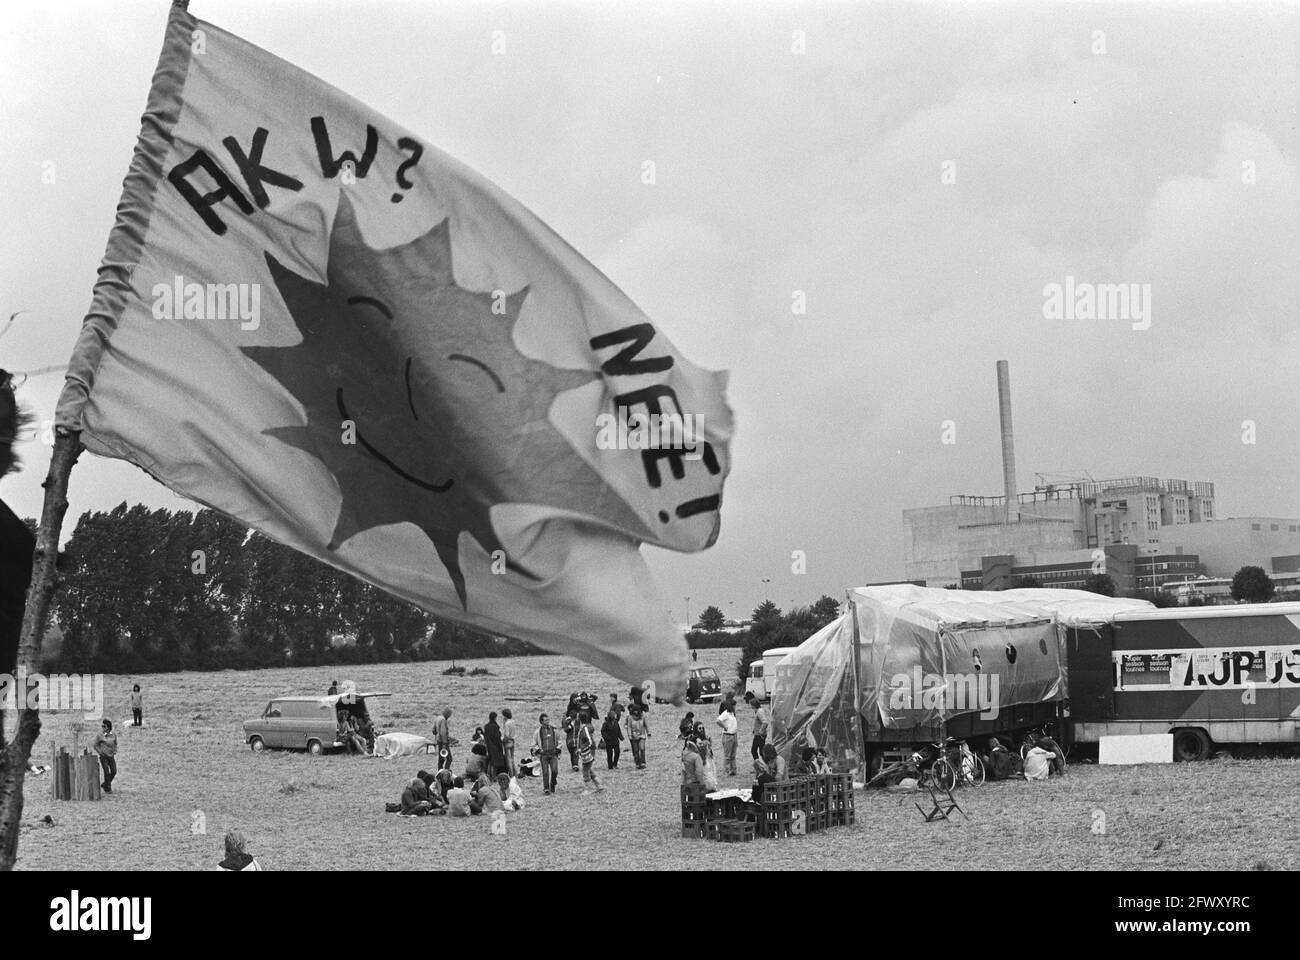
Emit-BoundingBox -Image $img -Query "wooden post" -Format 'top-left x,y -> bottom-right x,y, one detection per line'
0,429 -> 82,869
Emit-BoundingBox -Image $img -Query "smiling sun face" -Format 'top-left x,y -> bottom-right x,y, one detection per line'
242,192 -> 649,609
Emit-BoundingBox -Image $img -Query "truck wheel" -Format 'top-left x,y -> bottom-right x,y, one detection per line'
249,737 -> 265,752
1172,728 -> 1211,762
307,739 -> 324,756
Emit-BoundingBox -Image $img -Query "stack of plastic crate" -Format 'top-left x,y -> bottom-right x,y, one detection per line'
681,784 -> 709,838
760,779 -> 808,838
827,772 -> 855,826
807,774 -> 831,832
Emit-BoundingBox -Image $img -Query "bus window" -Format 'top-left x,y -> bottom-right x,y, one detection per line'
750,664 -> 763,678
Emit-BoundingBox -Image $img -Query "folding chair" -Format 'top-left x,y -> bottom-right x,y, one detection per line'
915,783 -> 967,822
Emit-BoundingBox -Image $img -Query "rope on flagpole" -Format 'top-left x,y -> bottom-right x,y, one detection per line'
0,428 -> 82,871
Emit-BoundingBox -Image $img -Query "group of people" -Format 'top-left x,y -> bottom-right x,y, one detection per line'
431,706 -> 520,781
395,766 -> 526,817
679,691 -> 833,802
427,688 -> 661,800
560,690 -> 651,772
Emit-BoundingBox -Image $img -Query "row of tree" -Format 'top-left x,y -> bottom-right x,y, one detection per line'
42,503 -> 539,673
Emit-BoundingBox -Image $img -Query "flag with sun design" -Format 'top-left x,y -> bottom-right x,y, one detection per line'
56,4 -> 732,698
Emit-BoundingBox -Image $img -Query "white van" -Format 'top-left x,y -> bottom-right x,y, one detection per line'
744,647 -> 797,702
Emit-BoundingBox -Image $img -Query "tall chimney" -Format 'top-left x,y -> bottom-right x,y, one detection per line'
996,360 -> 1018,523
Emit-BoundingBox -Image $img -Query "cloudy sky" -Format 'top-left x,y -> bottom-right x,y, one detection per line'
2,0 -> 1297,626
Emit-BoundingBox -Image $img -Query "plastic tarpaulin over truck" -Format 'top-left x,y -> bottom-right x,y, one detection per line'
768,585 -> 1151,771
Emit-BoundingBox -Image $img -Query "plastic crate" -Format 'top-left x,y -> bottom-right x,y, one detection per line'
681,801 -> 709,824
681,822 -> 707,839
717,819 -> 756,843
707,795 -> 741,821
681,784 -> 708,803
763,780 -> 803,804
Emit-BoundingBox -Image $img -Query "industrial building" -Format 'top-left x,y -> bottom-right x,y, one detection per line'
902,362 -> 1300,594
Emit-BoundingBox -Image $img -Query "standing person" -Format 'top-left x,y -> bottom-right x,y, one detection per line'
576,711 -> 603,794
484,711 -> 506,778
718,691 -> 737,717
562,709 -> 580,772
681,739 -> 705,786
748,694 -> 769,760
532,713 -> 561,795
129,684 -> 144,727
625,706 -> 649,770
694,722 -> 719,791
434,707 -> 454,772
501,708 -> 517,776
600,710 -> 624,770
607,692 -> 625,724
715,702 -> 739,776
678,711 -> 695,740
93,719 -> 118,793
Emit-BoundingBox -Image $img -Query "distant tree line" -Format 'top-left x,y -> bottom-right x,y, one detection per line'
677,595 -> 844,689
37,503 -> 540,674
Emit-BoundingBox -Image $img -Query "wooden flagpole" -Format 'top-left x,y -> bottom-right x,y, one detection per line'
0,429 -> 82,870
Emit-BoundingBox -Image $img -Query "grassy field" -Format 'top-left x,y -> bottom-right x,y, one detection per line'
12,647 -> 1299,870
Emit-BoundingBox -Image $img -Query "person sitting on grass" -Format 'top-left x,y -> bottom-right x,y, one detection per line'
465,742 -> 488,780
401,776 -> 435,816
471,771 -> 505,815
446,777 -> 472,817
433,768 -> 454,802
216,830 -> 262,871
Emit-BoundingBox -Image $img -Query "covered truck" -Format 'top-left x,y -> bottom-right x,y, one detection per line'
768,584 -> 1151,773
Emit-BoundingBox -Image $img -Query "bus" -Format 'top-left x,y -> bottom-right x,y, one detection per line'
1066,602 -> 1300,760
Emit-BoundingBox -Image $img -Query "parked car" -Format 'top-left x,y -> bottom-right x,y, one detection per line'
685,666 -> 722,704
656,667 -> 723,704
244,692 -> 391,754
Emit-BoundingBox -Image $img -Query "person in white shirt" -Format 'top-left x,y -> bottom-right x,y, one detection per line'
1023,746 -> 1053,781
715,706 -> 739,775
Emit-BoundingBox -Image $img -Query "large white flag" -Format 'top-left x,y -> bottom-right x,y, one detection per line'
57,3 -> 732,698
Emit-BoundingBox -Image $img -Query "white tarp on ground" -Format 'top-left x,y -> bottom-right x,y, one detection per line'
373,732 -> 434,760
768,585 -> 1152,772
